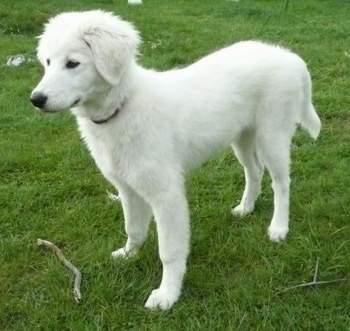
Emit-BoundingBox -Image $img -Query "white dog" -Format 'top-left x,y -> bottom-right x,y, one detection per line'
31,10 -> 321,309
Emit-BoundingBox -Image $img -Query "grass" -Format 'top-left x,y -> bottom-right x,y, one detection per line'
1,0 -> 350,329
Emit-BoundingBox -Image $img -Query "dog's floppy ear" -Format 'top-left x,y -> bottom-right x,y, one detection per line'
83,17 -> 140,85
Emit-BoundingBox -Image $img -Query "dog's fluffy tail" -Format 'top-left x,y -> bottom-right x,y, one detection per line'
301,103 -> 321,140
300,73 -> 321,140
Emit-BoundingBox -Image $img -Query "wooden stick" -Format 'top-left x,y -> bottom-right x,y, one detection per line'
313,256 -> 320,283
275,257 -> 349,296
277,278 -> 349,294
37,238 -> 82,302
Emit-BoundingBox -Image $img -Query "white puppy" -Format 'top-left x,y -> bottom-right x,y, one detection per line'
31,10 -> 321,309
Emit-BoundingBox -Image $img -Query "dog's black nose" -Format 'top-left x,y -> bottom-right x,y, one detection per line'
30,92 -> 47,109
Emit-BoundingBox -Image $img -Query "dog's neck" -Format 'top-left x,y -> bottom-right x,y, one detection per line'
90,106 -> 121,125
71,92 -> 124,125
71,64 -> 136,125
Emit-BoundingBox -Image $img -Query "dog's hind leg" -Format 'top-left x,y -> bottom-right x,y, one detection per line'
257,130 -> 292,242
231,130 -> 264,216
111,183 -> 152,259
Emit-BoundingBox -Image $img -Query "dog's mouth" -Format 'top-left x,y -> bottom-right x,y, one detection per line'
38,99 -> 81,113
35,99 -> 80,115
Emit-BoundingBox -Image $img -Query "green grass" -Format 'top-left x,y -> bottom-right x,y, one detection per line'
1,0 -> 350,329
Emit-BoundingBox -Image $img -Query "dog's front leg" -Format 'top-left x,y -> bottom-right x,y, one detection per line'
111,183 -> 153,259
144,187 -> 190,310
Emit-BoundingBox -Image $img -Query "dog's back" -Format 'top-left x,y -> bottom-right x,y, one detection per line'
144,41 -> 320,169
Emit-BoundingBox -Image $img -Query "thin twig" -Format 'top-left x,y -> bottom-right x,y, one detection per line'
37,238 -> 82,302
277,278 -> 349,294
313,256 -> 320,283
275,257 -> 349,296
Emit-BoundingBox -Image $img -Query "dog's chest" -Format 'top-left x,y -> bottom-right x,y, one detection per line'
80,126 -> 127,183
79,120 -> 148,188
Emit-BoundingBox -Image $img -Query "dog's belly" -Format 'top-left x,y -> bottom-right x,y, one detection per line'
173,111 -> 250,170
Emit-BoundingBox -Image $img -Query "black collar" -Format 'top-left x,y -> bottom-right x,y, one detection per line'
91,107 -> 120,125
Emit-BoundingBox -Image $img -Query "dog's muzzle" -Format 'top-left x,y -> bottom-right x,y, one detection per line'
30,92 -> 47,109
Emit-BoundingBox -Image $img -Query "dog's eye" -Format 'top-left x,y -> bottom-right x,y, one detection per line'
66,60 -> 80,69
46,59 -> 50,66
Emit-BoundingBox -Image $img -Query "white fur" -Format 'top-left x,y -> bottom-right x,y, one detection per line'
31,10 -> 321,310
128,0 -> 142,4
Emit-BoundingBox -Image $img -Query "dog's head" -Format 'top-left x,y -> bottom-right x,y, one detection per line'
31,10 -> 140,112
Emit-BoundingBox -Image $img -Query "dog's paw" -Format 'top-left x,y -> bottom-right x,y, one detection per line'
231,203 -> 254,217
144,288 -> 179,310
268,225 -> 288,242
111,247 -> 138,259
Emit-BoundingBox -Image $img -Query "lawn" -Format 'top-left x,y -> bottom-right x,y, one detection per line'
0,0 -> 350,329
